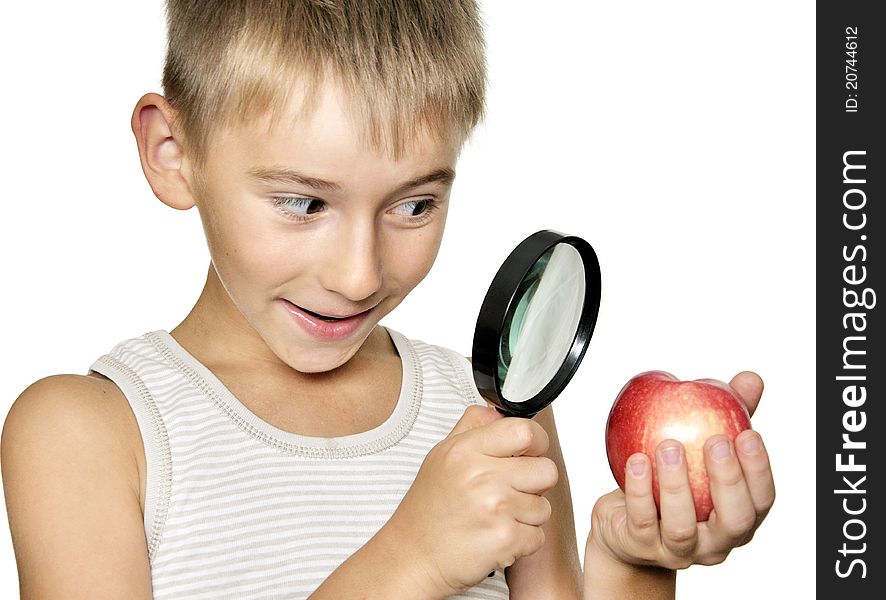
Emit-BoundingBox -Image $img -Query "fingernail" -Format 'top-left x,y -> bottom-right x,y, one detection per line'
629,457 -> 647,478
740,432 -> 762,455
711,439 -> 732,463
660,445 -> 681,467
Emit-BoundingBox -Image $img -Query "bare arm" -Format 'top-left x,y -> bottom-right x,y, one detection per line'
1,375 -> 153,599
313,403 -> 557,599
583,529 -> 676,599
499,406 -> 677,599
308,523 -> 439,599
504,405 -> 583,599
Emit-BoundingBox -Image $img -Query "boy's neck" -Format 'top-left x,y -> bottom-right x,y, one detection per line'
167,266 -> 403,437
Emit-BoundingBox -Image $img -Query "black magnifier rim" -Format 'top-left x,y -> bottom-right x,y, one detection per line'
471,230 -> 601,419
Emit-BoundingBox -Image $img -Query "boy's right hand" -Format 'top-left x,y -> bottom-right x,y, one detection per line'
384,404 -> 558,598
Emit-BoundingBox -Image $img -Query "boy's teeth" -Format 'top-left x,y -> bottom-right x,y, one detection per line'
301,306 -> 343,321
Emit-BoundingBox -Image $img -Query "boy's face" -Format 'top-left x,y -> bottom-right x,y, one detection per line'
186,81 -> 459,373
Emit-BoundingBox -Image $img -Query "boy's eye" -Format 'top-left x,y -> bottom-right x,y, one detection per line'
392,198 -> 435,217
271,196 -> 326,219
270,195 -> 438,224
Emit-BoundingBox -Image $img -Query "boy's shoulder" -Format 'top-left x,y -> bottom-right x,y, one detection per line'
2,373 -> 143,498
6,373 -> 132,423
1,374 -> 152,595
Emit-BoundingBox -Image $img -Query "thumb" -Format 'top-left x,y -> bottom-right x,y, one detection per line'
447,403 -> 505,437
728,371 -> 764,417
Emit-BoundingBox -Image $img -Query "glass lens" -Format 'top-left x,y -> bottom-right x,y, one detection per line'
498,243 -> 586,403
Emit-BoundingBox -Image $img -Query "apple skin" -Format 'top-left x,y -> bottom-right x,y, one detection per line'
605,370 -> 752,522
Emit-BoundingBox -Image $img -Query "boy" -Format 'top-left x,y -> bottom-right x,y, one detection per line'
1,1 -> 774,598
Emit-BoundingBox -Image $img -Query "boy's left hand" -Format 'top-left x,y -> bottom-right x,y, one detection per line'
588,371 -> 775,571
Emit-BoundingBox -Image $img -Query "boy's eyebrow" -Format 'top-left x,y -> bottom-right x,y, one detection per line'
245,166 -> 456,194
246,167 -> 343,192
394,168 -> 457,193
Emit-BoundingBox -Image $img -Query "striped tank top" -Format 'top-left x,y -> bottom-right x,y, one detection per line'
89,327 -> 510,600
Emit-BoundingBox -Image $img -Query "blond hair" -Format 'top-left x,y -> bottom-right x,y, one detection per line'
161,0 -> 487,171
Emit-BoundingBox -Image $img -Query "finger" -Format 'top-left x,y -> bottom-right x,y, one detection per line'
511,491 -> 553,527
622,452 -> 661,547
506,456 -> 559,494
655,440 -> 699,557
474,416 -> 550,458
728,371 -> 764,416
734,430 -> 776,517
448,404 -> 505,437
704,435 -> 757,545
509,522 -> 547,565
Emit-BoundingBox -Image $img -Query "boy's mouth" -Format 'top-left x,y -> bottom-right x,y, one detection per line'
280,298 -> 374,342
296,305 -> 345,322
286,301 -> 369,322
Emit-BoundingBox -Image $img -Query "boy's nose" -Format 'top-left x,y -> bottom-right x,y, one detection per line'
319,224 -> 383,302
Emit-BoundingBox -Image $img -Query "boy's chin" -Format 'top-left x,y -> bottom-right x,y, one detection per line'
288,355 -> 353,374
275,333 -> 371,374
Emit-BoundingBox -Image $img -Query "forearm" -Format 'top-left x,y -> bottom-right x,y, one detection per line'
309,526 -> 441,600
582,539 -> 675,600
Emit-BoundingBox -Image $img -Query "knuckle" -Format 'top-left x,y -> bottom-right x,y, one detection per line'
492,524 -> 517,552
661,555 -> 694,571
440,440 -> 468,468
659,475 -> 688,496
700,550 -> 730,566
511,420 -> 535,448
591,491 -> 622,527
471,471 -> 498,499
675,557 -> 694,570
483,493 -> 507,517
591,496 -> 612,526
736,529 -> 756,548
722,512 -> 757,540
664,526 -> 697,555
624,487 -> 645,504
537,496 -> 553,522
530,422 -> 550,451
538,457 -> 559,487
464,404 -> 486,420
630,513 -> 658,533
531,526 -> 546,552
759,489 -> 777,512
712,466 -> 746,488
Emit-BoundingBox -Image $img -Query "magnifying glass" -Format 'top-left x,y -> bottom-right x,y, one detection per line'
471,230 -> 601,419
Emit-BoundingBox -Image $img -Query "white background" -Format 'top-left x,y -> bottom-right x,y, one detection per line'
0,1 -> 814,597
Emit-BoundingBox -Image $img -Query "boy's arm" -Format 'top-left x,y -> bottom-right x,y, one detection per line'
582,517 -> 676,599
505,407 -> 677,599
313,403 -> 557,599
1,375 -> 153,599
503,405 -> 583,599
307,524 -> 441,600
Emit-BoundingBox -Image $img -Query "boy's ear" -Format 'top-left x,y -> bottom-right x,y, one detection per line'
131,93 -> 196,210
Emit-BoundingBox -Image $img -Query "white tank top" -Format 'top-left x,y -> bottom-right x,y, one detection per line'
89,327 -> 510,599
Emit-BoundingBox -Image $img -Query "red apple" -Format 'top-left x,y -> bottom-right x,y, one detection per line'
605,370 -> 752,522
